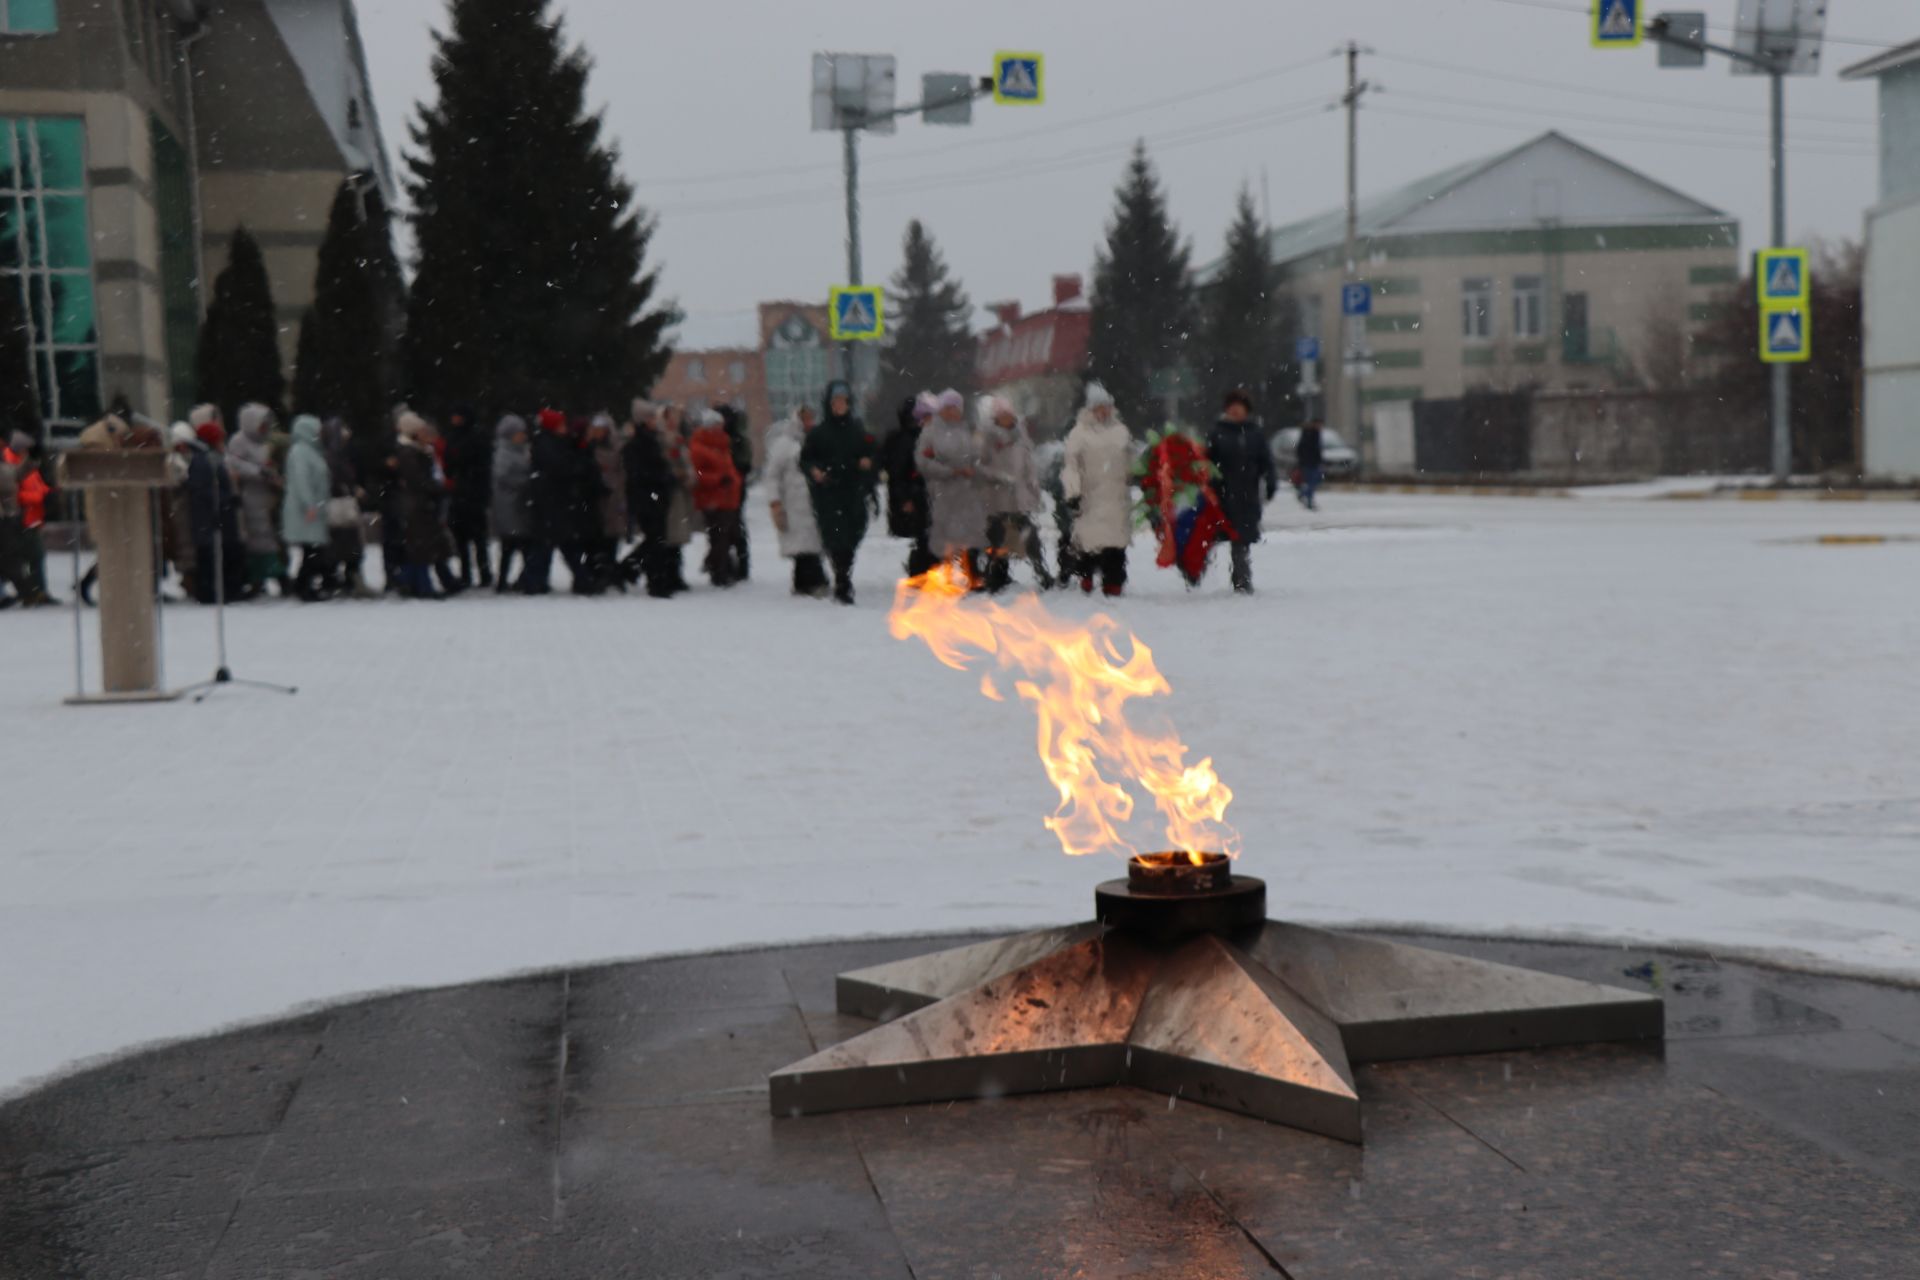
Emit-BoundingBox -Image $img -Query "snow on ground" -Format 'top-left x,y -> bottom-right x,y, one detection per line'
4,492 -> 1920,1096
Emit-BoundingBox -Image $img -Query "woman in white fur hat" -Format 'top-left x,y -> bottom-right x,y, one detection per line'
1061,382 -> 1134,597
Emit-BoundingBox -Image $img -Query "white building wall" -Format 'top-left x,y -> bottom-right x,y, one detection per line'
1861,195 -> 1920,479
1876,67 -> 1920,206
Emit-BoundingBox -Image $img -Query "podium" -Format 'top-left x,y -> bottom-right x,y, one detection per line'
56,449 -> 179,704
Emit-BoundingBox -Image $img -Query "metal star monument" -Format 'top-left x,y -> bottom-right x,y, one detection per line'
770,855 -> 1663,1143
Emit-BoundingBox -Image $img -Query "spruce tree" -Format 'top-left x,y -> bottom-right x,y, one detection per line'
406,0 -> 673,417
1200,186 -> 1293,414
293,177 -> 405,445
875,220 -> 975,419
0,273 -> 42,439
195,227 -> 285,423
1087,141 -> 1195,430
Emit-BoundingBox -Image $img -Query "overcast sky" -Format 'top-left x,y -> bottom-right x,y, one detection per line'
354,0 -> 1907,347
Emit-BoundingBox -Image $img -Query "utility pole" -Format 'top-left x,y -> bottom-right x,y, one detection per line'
841,124 -> 862,389
1340,42 -> 1369,454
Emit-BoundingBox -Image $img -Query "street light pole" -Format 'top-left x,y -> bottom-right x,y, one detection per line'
841,124 -> 862,390
1768,69 -> 1791,482
1340,42 -> 1368,454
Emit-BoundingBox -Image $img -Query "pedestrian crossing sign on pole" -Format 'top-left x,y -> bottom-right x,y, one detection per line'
1591,0 -> 1642,47
1759,306 -> 1810,364
829,286 -> 885,341
1756,247 -> 1809,307
993,52 -> 1044,105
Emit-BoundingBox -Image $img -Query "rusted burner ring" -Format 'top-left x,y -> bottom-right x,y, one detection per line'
1127,852 -> 1232,897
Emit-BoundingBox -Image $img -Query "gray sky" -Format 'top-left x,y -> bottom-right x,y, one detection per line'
354,0 -> 1906,347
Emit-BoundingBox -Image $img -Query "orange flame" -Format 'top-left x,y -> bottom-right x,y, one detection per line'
890,565 -> 1238,860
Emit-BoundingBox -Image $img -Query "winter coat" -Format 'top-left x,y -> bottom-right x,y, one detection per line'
320,420 -> 357,498
801,406 -> 878,558
881,413 -> 928,539
1295,425 -> 1325,470
623,420 -> 666,541
592,438 -> 628,538
918,415 -> 991,556
530,424 -> 590,544
2,447 -> 46,528
185,444 -> 240,552
280,417 -> 331,547
1206,417 -> 1279,544
1062,409 -> 1135,552
689,424 -> 743,512
490,416 -> 533,541
443,411 -> 492,521
226,411 -> 281,555
979,417 -> 1043,516
654,421 -> 695,547
396,439 -> 446,564
763,417 -> 822,558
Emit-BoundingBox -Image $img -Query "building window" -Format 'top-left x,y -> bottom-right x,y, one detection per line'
765,312 -> 827,423
1461,277 -> 1493,341
686,357 -> 705,383
1512,275 -> 1544,340
0,0 -> 56,33
727,359 -> 745,385
0,116 -> 101,429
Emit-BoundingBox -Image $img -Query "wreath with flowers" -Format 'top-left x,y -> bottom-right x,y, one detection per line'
1132,426 -> 1236,585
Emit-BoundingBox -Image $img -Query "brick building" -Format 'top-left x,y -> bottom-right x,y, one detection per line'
975,274 -> 1092,438
650,301 -> 844,469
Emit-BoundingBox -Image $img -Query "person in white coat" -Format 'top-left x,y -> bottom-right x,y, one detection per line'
917,388 -> 990,578
764,405 -> 829,598
1061,382 -> 1135,597
978,395 -> 1052,592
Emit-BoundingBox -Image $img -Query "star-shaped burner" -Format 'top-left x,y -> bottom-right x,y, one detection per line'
770,854 -> 1663,1142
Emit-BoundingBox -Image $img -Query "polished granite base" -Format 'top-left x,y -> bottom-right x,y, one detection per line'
2,932 -> 1917,1279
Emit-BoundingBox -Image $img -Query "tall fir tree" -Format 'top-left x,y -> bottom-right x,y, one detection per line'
196,227 -> 285,423
405,0 -> 672,417
874,220 -> 975,421
293,177 -> 406,447
1200,185 -> 1294,415
1087,141 -> 1194,430
0,273 -> 42,439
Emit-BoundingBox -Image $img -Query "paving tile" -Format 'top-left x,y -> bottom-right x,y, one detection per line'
0,1135 -> 266,1280
565,1002 -> 813,1109
777,933 -> 995,1014
558,1098 -> 912,1278
568,949 -> 797,1017
846,1089 -> 1284,1280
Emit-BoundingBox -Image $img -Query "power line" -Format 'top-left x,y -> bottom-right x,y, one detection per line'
639,50 -> 1342,192
1479,0 -> 1907,49
1379,87 -> 1873,148
1364,101 -> 1874,159
1371,49 -> 1875,129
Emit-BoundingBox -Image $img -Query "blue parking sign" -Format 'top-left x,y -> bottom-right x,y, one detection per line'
1295,336 -> 1321,363
1341,283 -> 1372,317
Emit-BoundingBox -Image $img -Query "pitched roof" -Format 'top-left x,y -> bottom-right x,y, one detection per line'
1199,131 -> 1728,280
1840,37 -> 1920,81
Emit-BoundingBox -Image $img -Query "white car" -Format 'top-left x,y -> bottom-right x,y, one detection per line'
1272,427 -> 1359,479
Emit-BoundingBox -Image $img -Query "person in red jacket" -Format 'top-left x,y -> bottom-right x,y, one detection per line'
3,430 -> 55,604
688,408 -> 743,587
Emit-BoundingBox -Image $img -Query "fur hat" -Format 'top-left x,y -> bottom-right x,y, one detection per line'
237,403 -> 274,438
912,392 -> 937,422
695,408 -> 724,428
188,404 -> 220,429
168,422 -> 196,449
630,398 -> 658,423
1083,382 -> 1115,410
395,411 -> 430,442
935,388 -> 965,413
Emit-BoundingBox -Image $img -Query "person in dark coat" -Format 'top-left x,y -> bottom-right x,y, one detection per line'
185,421 -> 247,604
882,393 -> 934,577
319,418 -> 372,597
717,403 -> 753,583
523,409 -> 574,595
1294,418 -> 1326,511
620,399 -> 666,587
1205,388 -> 1279,594
442,404 -> 494,589
800,379 -> 878,605
394,413 -> 447,599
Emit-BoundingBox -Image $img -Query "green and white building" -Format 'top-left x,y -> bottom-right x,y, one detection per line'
1231,132 -> 1740,450
0,0 -> 392,438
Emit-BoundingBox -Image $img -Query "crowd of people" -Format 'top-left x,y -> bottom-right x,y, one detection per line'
0,379 -> 1330,611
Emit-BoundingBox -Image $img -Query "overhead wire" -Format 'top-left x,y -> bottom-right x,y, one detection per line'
1378,87 -> 1874,148
1478,0 -> 1908,49
1363,101 -> 1874,158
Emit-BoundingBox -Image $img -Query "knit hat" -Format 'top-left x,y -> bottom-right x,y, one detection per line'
1083,382 -> 1115,410
981,395 -> 1014,422
536,408 -> 568,436
195,421 -> 226,449
168,422 -> 195,449
936,388 -> 964,413
912,392 -> 937,422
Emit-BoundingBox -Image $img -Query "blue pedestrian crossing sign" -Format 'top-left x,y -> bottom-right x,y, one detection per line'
1341,283 -> 1372,317
1760,307 -> 1810,364
1295,336 -> 1322,363
1591,0 -> 1642,47
1757,247 -> 1809,306
829,286 -> 885,341
993,52 -> 1044,105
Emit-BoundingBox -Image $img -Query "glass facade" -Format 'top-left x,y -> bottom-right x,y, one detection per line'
0,0 -> 57,34
764,311 -> 830,423
152,117 -> 199,420
0,115 -> 99,428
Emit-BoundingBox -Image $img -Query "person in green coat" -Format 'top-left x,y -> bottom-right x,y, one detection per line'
279,414 -> 335,601
800,379 -> 878,605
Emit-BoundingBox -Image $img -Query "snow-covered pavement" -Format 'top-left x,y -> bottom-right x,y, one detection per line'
3,491 -> 1918,1097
